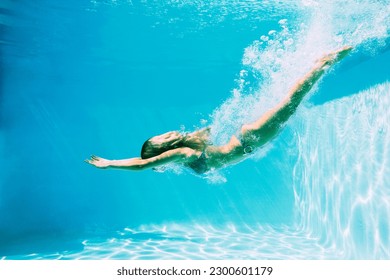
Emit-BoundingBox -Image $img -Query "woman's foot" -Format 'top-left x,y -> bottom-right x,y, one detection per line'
320,46 -> 353,66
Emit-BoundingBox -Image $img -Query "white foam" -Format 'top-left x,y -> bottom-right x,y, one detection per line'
210,0 -> 390,145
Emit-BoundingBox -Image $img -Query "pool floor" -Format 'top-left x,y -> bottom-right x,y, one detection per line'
2,224 -> 343,260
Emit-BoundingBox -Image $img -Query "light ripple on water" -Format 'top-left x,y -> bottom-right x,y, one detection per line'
292,82 -> 390,259
3,224 -> 337,260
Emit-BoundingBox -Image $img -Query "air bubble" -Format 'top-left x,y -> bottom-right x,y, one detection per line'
284,38 -> 294,46
276,49 -> 284,56
239,70 -> 248,77
260,35 -> 269,41
333,35 -> 343,43
278,19 -> 287,25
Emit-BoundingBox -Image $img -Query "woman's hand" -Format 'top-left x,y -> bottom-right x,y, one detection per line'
85,155 -> 111,168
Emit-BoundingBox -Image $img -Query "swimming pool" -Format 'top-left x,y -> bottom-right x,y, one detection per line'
1,0 -> 389,260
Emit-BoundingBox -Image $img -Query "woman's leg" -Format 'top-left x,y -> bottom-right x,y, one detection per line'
241,46 -> 352,148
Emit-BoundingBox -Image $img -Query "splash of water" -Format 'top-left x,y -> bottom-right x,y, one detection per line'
156,0 -> 390,186
210,0 -> 390,145
208,0 -> 390,259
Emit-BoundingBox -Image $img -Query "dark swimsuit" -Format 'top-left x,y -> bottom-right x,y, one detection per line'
187,134 -> 254,174
187,152 -> 209,174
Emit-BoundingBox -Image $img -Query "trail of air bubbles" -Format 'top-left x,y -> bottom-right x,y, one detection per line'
210,0 -> 389,145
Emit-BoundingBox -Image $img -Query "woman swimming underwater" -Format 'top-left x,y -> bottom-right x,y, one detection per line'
86,46 -> 352,174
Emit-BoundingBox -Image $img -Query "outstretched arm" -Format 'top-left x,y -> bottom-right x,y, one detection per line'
241,46 -> 353,147
85,147 -> 200,171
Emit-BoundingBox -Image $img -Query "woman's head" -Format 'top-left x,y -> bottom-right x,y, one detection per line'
140,128 -> 211,159
141,131 -> 184,159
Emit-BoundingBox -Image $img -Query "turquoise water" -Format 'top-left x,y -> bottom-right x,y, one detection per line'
1,0 -> 389,259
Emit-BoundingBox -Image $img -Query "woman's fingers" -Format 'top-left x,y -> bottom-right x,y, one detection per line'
85,155 -> 108,168
85,156 -> 98,164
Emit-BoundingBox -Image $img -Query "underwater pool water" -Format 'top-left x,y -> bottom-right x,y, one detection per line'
1,0 -> 389,259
